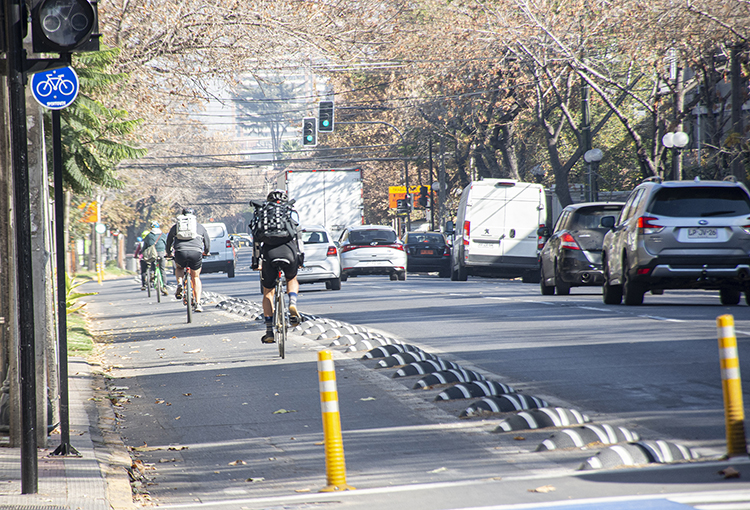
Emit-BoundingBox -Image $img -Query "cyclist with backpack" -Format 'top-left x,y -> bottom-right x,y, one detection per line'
141,221 -> 169,295
166,208 -> 211,312
250,189 -> 304,344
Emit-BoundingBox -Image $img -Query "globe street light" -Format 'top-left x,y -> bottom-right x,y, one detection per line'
584,148 -> 603,202
662,131 -> 689,180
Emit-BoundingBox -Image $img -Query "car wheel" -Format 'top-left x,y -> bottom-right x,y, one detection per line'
554,262 -> 570,295
602,256 -> 623,305
329,277 -> 342,291
227,261 -> 235,278
456,261 -> 468,281
325,281 -> 331,289
450,262 -> 458,281
522,268 -> 541,284
438,266 -> 450,278
397,270 -> 406,281
622,259 -> 645,306
340,274 -> 348,282
745,291 -> 750,306
720,288 -> 741,305
540,266 -> 554,296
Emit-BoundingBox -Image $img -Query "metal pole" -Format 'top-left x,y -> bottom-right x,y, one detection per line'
51,110 -> 79,457
429,138 -> 435,231
5,0 -> 39,492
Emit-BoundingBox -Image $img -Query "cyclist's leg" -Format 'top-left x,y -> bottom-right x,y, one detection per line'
287,276 -> 301,324
260,257 -> 277,343
192,266 -> 203,311
174,263 -> 185,299
140,259 -> 148,289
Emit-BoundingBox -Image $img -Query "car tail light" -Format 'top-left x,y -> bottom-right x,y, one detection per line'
537,223 -> 546,250
386,244 -> 405,251
326,246 -> 338,256
340,244 -> 357,253
637,268 -> 652,275
463,221 -> 470,246
560,232 -> 581,250
637,216 -> 664,235
226,240 -> 232,248
443,246 -> 451,257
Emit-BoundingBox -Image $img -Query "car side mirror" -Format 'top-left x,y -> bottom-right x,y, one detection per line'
444,221 -> 455,236
600,216 -> 616,229
537,227 -> 550,238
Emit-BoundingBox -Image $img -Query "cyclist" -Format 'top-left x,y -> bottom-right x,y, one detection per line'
166,208 -> 210,312
141,221 -> 169,295
251,189 -> 304,344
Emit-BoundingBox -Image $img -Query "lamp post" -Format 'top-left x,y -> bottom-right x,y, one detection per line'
584,148 -> 603,202
662,131 -> 689,180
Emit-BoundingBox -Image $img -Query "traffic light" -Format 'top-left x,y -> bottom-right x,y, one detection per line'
31,0 -> 100,54
406,194 -> 414,212
396,198 -> 408,214
318,101 -> 334,132
302,117 -> 317,146
418,186 -> 429,207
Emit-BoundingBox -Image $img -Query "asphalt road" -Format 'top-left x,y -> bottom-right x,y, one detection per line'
84,249 -> 750,509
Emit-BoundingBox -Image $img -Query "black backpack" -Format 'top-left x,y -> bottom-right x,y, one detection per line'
250,199 -> 298,246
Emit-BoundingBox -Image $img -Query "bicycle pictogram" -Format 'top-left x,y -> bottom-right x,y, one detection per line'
35,73 -> 76,98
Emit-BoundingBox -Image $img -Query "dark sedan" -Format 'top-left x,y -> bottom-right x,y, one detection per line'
539,202 -> 624,295
404,231 -> 451,277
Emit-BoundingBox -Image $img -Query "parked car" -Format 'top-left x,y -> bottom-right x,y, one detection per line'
230,233 -> 252,248
403,231 -> 451,277
601,177 -> 750,305
338,225 -> 407,281
201,222 -> 237,278
539,202 -> 624,295
297,225 -> 342,290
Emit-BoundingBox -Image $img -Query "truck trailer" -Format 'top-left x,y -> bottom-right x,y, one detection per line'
276,168 -> 364,240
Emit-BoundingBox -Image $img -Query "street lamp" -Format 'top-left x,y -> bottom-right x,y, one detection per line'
662,131 -> 689,180
584,148 -> 603,202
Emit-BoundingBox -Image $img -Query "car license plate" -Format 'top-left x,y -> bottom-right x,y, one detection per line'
687,227 -> 718,239
419,249 -> 434,255
299,267 -> 312,273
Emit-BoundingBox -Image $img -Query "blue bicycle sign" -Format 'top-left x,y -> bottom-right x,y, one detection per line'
31,67 -> 80,110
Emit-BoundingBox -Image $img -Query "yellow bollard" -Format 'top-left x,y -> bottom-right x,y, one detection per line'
96,262 -> 103,284
716,314 -> 748,457
317,350 -> 355,492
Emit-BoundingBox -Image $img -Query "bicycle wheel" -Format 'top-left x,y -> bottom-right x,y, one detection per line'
155,268 -> 162,303
146,266 -> 152,298
274,282 -> 286,359
185,272 -> 193,323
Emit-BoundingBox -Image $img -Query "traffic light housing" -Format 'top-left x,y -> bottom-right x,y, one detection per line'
302,117 -> 317,146
31,0 -> 100,54
418,186 -> 429,207
406,194 -> 414,212
396,198 -> 408,214
319,101 -> 334,132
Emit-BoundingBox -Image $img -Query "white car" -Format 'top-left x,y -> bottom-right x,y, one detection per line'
202,222 -> 237,278
297,225 -> 342,290
338,225 -> 407,281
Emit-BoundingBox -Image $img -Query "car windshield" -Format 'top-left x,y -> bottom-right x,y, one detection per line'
649,187 -> 750,217
302,231 -> 328,244
571,208 -> 621,229
349,229 -> 397,245
205,225 -> 225,238
407,233 -> 444,245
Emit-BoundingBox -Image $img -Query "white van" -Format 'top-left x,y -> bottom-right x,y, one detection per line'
450,179 -> 546,282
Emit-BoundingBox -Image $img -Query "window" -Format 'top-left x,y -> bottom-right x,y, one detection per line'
349,229 -> 397,245
302,231 -> 328,244
650,187 -> 750,217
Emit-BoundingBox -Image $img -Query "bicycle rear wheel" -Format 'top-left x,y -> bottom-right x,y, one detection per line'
274,283 -> 286,359
146,267 -> 152,298
155,268 -> 162,303
185,273 -> 193,323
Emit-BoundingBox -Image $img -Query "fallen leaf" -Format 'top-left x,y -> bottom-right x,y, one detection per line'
315,441 -> 324,446
159,458 -> 178,463
273,409 -> 297,414
183,393 -> 192,396
360,397 -> 376,401
246,477 -> 265,482
228,460 -> 246,466
184,349 -> 201,354
719,467 -> 740,479
155,399 -> 165,404
295,488 -> 311,493
156,348 -> 165,351
168,446 -> 188,451
132,445 -> 163,452
514,436 -> 526,441
529,485 -> 556,493
175,416 -> 181,420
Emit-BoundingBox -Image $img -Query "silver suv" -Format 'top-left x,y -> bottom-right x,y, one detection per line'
602,177 -> 750,305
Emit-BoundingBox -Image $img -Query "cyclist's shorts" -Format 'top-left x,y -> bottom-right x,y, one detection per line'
261,242 -> 298,289
174,250 -> 203,271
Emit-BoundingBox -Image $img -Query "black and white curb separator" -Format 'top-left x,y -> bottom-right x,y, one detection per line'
535,424 -> 640,451
493,407 -> 590,432
435,381 -> 515,401
460,394 -> 548,417
376,351 -> 440,368
361,344 -> 423,359
393,359 -> 463,378
331,332 -> 388,347
413,369 -> 486,390
579,440 -> 699,470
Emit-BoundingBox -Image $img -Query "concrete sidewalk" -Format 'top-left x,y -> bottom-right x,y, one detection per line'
0,357 -> 134,510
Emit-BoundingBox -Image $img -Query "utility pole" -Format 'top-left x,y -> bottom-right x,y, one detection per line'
731,44 -> 745,184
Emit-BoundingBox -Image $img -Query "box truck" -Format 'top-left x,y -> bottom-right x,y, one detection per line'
276,168 -> 364,240
450,179 -> 546,282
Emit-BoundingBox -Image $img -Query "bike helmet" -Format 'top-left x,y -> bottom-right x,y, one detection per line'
137,236 -> 143,242
182,207 -> 195,215
150,221 -> 159,228
267,189 -> 287,203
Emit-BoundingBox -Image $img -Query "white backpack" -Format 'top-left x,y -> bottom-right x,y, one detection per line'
175,214 -> 198,240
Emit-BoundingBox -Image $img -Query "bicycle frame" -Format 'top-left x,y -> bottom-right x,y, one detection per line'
273,270 -> 287,358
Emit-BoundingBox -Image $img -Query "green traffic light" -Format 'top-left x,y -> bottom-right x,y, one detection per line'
322,120 -> 330,127
306,135 -> 313,141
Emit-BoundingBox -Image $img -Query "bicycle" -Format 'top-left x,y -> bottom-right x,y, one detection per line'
151,257 -> 167,303
182,266 -> 194,323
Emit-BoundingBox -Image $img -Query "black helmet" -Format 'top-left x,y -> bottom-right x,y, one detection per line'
182,207 -> 195,215
267,189 -> 287,203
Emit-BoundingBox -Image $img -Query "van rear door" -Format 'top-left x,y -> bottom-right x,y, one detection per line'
501,184 -> 545,261
466,184 -> 506,259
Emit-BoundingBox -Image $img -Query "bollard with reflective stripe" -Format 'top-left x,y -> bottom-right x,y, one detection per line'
317,350 -> 355,491
716,314 -> 748,457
